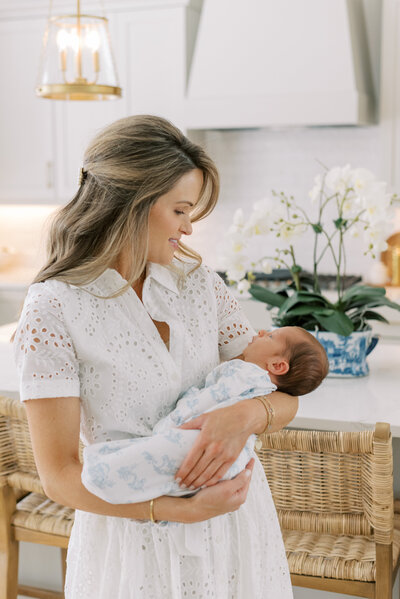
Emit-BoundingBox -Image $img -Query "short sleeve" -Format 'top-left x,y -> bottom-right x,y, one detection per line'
206,267 -> 256,360
13,284 -> 80,402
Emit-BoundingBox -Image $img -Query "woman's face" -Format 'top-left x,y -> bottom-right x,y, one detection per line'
147,168 -> 203,265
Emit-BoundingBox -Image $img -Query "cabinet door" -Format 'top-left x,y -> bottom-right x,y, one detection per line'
0,18 -> 56,202
114,7 -> 187,131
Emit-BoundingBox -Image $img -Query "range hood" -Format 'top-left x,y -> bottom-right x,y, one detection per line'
185,0 -> 376,128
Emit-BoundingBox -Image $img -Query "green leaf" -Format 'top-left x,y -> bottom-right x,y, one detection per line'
249,284 -> 287,307
291,265 -> 302,274
283,291 -> 330,312
312,223 -> 323,234
341,285 -> 386,303
334,217 -> 348,229
314,311 -> 354,336
349,309 -> 389,324
285,305 -> 334,316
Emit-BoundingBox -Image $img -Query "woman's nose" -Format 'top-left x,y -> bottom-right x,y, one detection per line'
180,218 -> 193,235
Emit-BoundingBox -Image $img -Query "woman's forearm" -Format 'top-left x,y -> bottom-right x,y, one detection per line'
45,458 -> 194,523
239,392 -> 299,435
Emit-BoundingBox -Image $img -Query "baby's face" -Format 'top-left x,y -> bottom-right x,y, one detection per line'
243,329 -> 289,366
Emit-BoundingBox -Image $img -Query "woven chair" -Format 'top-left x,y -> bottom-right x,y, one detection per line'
0,395 -> 74,599
256,423 -> 400,599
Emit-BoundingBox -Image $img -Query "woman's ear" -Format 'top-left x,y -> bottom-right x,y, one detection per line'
266,357 -> 289,376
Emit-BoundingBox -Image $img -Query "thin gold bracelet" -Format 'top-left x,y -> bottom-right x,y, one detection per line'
255,395 -> 275,434
149,498 -> 156,523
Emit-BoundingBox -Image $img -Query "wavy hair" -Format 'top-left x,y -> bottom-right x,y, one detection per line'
33,115 -> 219,294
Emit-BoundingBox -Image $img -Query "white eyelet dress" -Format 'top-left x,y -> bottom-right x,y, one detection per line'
14,261 -> 293,599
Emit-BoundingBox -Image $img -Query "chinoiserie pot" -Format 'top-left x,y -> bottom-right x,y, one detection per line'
308,329 -> 379,378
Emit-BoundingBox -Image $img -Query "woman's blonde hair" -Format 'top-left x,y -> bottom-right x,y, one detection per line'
33,115 -> 219,292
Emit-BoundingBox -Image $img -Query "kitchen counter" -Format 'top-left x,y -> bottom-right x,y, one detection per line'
294,341 -> 400,435
1,321 -> 400,436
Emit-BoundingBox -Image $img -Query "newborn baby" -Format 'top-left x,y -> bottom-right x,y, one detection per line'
82,326 -> 328,503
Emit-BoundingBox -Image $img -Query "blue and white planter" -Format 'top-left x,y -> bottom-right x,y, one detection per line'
309,329 -> 379,378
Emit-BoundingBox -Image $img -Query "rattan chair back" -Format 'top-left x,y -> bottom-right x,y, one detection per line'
256,425 -> 393,544
0,395 -> 44,494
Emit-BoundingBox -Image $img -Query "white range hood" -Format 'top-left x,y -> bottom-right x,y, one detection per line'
185,0 -> 376,128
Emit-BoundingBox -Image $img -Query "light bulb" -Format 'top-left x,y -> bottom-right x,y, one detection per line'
56,29 -> 70,51
85,28 -> 101,51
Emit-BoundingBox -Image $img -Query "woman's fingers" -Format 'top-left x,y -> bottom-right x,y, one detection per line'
178,450 -> 221,489
202,461 -> 234,487
185,458 -> 223,489
175,442 -> 205,483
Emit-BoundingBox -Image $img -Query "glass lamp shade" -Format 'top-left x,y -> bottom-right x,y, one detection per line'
36,14 -> 122,100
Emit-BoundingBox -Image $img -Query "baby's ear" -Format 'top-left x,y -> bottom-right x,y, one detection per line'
268,358 -> 289,376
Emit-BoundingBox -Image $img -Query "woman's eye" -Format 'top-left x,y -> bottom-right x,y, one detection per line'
175,210 -> 185,215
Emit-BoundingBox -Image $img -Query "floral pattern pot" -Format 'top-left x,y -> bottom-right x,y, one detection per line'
309,329 -> 379,378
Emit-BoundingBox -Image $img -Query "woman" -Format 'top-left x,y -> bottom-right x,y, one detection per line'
14,115 -> 297,598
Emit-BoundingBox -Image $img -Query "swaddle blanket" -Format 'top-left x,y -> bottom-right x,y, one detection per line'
82,359 -> 276,504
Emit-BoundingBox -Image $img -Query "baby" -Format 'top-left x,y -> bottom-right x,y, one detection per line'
82,326 -> 328,503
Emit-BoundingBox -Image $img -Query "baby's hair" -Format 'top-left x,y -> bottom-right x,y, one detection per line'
275,328 -> 329,396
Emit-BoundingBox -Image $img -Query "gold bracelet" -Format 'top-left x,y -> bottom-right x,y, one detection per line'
149,498 -> 156,523
255,395 -> 275,434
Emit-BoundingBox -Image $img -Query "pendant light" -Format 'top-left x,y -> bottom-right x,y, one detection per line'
36,0 -> 122,100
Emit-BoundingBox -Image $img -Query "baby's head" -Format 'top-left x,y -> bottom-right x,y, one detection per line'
242,326 -> 329,396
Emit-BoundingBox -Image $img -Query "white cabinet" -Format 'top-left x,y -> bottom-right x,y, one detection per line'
0,19 -> 56,202
0,1 -> 201,203
113,6 -> 191,132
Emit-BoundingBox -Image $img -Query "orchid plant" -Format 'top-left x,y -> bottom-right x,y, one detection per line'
220,165 -> 400,336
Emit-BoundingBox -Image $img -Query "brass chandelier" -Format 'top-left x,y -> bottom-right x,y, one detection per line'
36,0 -> 122,100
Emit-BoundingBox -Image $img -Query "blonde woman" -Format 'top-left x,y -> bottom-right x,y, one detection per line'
14,115 -> 297,599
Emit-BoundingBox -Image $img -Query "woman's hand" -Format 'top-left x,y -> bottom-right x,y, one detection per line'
185,458 -> 255,523
175,402 -> 254,490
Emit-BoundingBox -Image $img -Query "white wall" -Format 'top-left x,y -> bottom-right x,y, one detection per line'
187,125 -> 390,280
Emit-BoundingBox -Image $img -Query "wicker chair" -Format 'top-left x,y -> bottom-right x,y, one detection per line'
0,395 -> 74,599
256,423 -> 400,598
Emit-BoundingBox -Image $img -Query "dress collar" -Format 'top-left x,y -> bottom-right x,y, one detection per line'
145,262 -> 180,296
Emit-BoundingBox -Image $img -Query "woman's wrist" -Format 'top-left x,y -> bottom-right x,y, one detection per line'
150,495 -> 196,524
239,398 -> 269,435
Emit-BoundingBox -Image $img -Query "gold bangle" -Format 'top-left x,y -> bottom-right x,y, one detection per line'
255,395 -> 275,434
149,498 -> 156,523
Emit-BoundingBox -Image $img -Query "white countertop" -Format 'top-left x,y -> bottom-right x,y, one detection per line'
1,322 -> 400,436
294,341 -> 400,435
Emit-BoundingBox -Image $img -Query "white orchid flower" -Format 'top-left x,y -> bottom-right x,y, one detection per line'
309,174 -> 322,203
352,168 -> 376,194
361,188 -> 393,225
233,208 -> 245,227
244,203 -> 272,236
363,223 -> 390,254
237,279 -> 251,293
260,258 -> 273,274
325,164 -> 354,195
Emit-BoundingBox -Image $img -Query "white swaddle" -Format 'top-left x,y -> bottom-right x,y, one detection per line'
82,360 -> 276,503
81,360 -> 276,556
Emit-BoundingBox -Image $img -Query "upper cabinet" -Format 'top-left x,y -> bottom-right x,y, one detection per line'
0,0 -> 201,203
0,18 -> 56,203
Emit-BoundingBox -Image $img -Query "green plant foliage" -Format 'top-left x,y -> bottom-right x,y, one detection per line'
248,283 -> 400,336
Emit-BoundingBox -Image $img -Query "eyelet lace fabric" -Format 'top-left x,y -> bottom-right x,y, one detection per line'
14,262 -> 293,599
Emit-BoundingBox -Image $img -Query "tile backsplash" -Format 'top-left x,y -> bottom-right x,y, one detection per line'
188,125 -> 398,279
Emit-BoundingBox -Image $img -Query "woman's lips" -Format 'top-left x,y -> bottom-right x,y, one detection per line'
169,238 -> 178,248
